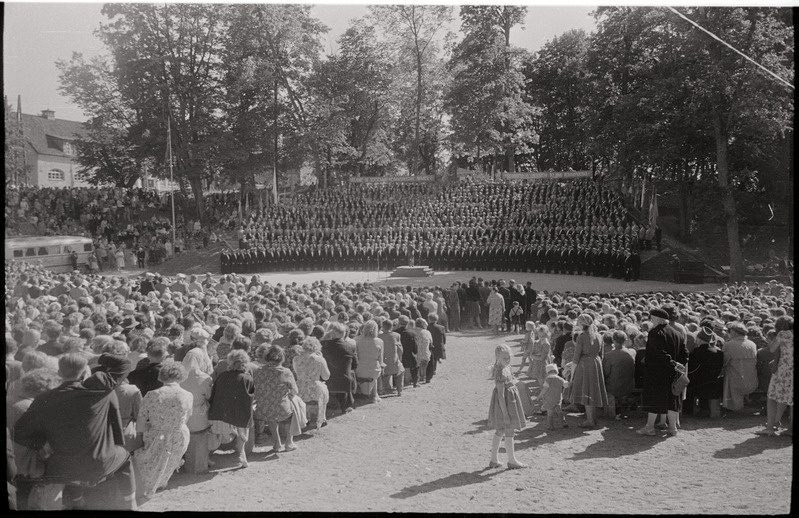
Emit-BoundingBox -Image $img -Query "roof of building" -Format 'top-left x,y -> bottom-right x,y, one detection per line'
15,112 -> 88,158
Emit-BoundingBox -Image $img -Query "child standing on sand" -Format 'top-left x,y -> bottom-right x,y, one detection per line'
487,344 -> 527,469
536,363 -> 570,429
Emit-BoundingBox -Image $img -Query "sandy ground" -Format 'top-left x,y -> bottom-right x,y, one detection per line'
139,326 -> 792,513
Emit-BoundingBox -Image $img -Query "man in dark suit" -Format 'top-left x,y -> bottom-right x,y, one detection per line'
425,313 -> 447,383
395,315 -> 420,388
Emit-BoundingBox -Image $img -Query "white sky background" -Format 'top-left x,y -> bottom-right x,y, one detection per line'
4,1 -> 795,122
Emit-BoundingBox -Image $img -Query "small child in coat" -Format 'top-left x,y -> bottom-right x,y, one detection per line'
535,363 -> 570,430
509,301 -> 524,333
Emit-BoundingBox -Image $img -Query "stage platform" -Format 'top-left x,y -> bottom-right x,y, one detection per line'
391,265 -> 434,278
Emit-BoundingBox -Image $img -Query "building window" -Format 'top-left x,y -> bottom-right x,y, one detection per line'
62,142 -> 74,155
48,169 -> 65,181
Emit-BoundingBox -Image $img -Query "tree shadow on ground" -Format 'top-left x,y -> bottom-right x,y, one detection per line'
679,413 -> 768,432
712,435 -> 793,459
390,468 -> 503,499
567,424 -> 666,460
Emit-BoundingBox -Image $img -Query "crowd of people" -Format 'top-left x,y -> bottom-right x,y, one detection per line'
485,279 -> 793,466
228,178 -> 643,280
5,186 -> 241,272
5,249 -> 794,509
5,261 -> 452,509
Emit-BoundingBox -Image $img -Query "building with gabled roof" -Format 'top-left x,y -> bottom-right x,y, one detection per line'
13,105 -> 93,187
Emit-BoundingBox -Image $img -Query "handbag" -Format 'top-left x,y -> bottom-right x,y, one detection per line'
672,371 -> 690,396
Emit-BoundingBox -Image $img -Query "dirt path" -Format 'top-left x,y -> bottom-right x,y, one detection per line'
139,329 -> 792,513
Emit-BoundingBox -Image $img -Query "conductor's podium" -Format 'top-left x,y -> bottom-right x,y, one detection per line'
391,265 -> 434,278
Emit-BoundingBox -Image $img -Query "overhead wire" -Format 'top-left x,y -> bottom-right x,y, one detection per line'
664,6 -> 794,90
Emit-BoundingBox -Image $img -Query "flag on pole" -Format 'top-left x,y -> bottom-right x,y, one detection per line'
648,184 -> 658,229
640,178 -> 646,208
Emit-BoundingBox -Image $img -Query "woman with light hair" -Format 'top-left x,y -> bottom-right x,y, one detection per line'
216,322 -> 241,360
6,351 -> 59,404
293,337 -> 331,429
355,320 -> 385,402
182,328 -> 213,376
133,360 -> 193,497
568,314 -> 609,428
208,350 -> 255,467
7,367 -> 61,432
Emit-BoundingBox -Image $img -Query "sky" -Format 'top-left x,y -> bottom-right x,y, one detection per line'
3,1 -> 601,122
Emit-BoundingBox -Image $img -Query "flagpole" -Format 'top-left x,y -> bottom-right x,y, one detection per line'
168,115 -> 176,248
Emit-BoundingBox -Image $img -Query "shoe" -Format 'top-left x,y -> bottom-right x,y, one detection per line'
636,428 -> 656,436
655,423 -> 668,430
283,444 -> 298,452
488,461 -> 503,469
371,397 -> 382,403
507,461 -> 527,469
667,429 -> 678,436
207,459 -> 216,467
344,407 -> 354,414
578,421 -> 596,429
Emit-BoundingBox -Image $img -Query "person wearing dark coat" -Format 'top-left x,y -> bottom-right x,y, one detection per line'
685,327 -> 724,417
127,339 -> 167,397
207,349 -> 255,467
396,316 -> 420,387
638,308 -> 689,436
321,322 -> 359,413
13,353 -> 136,510
425,314 -> 447,383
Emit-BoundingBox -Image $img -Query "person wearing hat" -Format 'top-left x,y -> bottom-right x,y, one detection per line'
637,307 -> 688,436
13,353 -> 137,509
721,321 -> 758,412
139,273 -> 156,297
685,325 -> 724,418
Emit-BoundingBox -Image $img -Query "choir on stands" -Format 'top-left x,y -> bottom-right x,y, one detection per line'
224,178 -> 642,279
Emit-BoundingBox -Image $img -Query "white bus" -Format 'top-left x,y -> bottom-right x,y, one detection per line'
5,236 -> 94,273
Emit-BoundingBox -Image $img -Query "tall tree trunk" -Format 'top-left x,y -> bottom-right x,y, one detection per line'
412,49 -> 423,176
189,174 -> 205,227
713,111 -> 745,281
789,129 -> 794,261
506,147 -> 515,173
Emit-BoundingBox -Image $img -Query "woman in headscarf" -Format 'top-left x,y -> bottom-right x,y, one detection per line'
181,328 -> 214,376
181,346 -> 219,468
568,314 -> 608,428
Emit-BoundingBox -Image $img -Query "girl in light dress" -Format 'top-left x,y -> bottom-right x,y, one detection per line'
516,321 -> 536,376
487,344 -> 527,470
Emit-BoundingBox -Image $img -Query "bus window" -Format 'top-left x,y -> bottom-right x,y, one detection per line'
83,243 -> 93,252
13,250 -> 23,258
25,248 -> 36,257
38,247 -> 49,255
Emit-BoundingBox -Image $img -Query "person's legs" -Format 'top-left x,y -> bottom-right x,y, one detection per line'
419,360 -> 429,383
489,431 -> 503,466
426,358 -> 437,383
394,373 -> 403,396
267,420 -> 283,451
638,412 -> 657,434
666,410 -> 680,435
504,429 -> 525,467
236,427 -> 249,467
281,421 -> 296,450
410,367 -> 419,387
582,405 -> 596,426
317,387 -> 329,428
546,411 -> 555,430
370,379 -> 380,403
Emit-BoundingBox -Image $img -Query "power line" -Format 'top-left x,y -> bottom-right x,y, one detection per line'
665,6 -> 794,90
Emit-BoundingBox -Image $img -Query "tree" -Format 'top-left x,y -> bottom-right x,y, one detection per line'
98,3 -> 226,224
224,4 -> 331,187
370,5 -> 452,175
525,29 -> 593,172
57,53 -> 146,188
